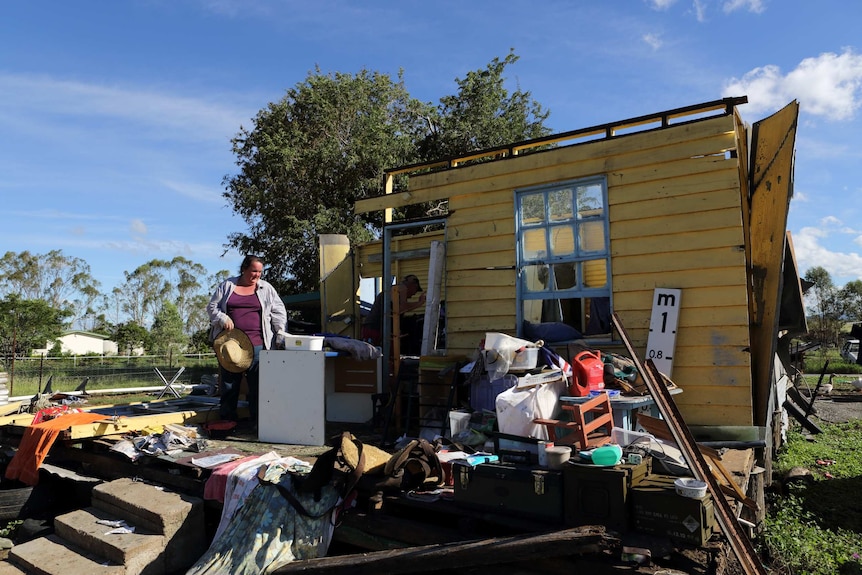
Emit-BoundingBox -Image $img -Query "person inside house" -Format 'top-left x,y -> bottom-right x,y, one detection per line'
206,255 -> 287,428
361,274 -> 426,349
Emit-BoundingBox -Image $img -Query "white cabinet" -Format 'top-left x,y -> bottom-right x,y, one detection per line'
258,350 -> 383,446
259,350 -> 326,446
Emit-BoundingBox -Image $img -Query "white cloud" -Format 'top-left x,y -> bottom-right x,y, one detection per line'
693,0 -> 707,22
723,0 -> 766,14
130,219 -> 148,237
643,33 -> 663,50
723,50 -> 862,120
647,0 -> 677,10
162,180 -> 225,205
0,72 -> 252,143
793,225 -> 862,284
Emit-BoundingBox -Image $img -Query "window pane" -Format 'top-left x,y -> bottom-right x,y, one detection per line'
577,183 -> 604,219
522,264 -> 550,292
549,225 -> 575,258
552,263 -> 577,290
522,228 -> 547,261
583,259 -> 607,288
520,193 -> 545,225
579,220 -> 605,253
549,188 -> 573,221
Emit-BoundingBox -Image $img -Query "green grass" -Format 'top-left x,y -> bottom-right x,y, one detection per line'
764,421 -> 862,574
765,345 -> 862,574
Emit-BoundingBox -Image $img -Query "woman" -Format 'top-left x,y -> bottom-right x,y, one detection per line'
207,255 -> 287,425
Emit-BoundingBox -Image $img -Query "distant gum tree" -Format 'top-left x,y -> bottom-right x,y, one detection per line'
222,50 -> 551,295
0,250 -> 101,329
804,266 -> 844,345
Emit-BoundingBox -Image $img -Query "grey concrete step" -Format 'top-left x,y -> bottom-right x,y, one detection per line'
10,533 -> 124,575
54,507 -> 166,575
92,478 -> 202,539
0,561 -> 28,574
90,478 -> 206,574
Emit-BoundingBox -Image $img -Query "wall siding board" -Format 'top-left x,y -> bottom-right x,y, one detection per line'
612,267 -> 747,291
447,235 -> 516,257
611,187 -> 742,221
609,207 -> 743,240
613,286 -> 752,310
611,228 -> 743,257
448,252 -> 516,272
612,247 -> 746,275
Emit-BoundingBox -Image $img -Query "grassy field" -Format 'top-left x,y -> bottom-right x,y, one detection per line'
761,347 -> 862,574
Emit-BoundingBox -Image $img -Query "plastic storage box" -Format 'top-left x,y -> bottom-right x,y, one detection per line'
284,335 -> 324,351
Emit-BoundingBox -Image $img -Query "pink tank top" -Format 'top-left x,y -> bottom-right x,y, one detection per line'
227,292 -> 263,346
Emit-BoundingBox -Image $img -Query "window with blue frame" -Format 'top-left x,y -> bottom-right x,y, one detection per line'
516,176 -> 612,340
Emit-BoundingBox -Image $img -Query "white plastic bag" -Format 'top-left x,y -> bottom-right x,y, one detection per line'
483,332 -> 538,381
494,378 -> 566,439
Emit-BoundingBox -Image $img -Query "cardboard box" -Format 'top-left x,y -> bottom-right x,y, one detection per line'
563,458 -> 651,532
630,474 -> 717,546
454,462 -> 564,523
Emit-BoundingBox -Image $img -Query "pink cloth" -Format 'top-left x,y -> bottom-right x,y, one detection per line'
203,455 -> 262,503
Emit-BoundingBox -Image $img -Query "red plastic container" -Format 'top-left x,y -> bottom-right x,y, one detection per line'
569,350 -> 606,397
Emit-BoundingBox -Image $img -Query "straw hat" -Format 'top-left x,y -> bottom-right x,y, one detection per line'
213,329 -> 254,373
340,435 -> 392,475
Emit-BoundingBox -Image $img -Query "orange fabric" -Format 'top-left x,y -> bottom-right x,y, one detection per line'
5,412 -> 109,485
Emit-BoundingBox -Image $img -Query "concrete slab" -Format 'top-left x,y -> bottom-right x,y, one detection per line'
54,507 -> 166,575
10,533 -> 124,575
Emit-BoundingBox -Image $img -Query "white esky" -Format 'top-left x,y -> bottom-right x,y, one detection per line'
1,0 -> 861,295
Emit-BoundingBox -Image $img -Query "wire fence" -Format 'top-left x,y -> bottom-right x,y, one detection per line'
0,354 -> 220,397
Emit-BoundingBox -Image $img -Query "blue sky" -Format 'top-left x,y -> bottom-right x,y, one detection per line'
2,0 -> 862,296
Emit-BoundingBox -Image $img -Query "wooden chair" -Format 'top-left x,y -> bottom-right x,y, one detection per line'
534,393 -> 615,450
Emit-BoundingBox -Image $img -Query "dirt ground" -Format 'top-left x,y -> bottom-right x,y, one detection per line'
801,390 -> 862,426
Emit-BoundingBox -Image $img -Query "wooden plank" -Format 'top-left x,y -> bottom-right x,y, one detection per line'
613,285 -> 753,309
611,187 -> 742,221
65,410 -> 208,440
445,285 -> 513,302
748,101 -> 798,426
446,268 -> 516,287
272,526 -> 609,575
611,313 -> 767,575
448,219 -> 516,242
613,267 -> 747,291
612,246 -> 746,275
447,252 -> 515,272
609,166 -> 741,203
610,207 -> 743,240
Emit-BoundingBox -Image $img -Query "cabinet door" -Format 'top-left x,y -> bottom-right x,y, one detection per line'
259,350 -> 326,446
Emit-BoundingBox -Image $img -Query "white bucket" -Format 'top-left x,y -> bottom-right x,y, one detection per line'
448,410 -> 471,437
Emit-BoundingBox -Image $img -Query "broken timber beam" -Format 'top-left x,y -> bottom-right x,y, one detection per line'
271,526 -> 610,575
611,312 -> 767,575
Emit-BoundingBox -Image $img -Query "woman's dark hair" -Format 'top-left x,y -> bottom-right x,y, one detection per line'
240,255 -> 263,273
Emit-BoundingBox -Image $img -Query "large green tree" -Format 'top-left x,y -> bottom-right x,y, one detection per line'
223,52 -> 551,294
0,294 -> 69,367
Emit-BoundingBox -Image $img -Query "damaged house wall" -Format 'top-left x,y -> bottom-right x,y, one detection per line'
347,97 -> 800,431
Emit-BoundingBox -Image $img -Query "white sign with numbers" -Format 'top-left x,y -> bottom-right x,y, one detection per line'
645,288 -> 682,378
